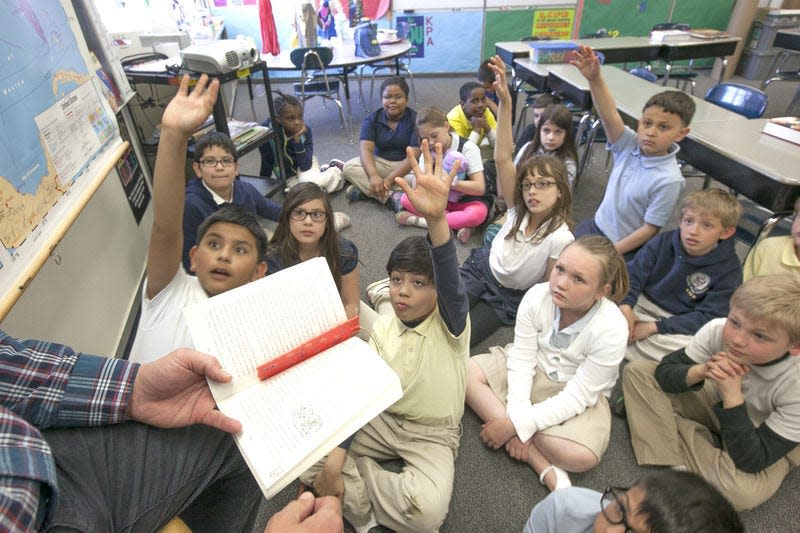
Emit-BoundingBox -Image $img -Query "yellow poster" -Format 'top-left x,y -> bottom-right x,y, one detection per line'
532,8 -> 576,40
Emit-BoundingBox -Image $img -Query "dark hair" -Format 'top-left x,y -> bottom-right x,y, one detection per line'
380,77 -> 409,98
532,93 -> 561,109
636,471 -> 743,533
519,104 -> 578,166
268,183 -> 343,289
477,59 -> 495,84
386,236 -> 433,280
193,131 -> 236,164
644,90 -> 696,127
196,205 -> 268,263
273,91 -> 303,118
507,155 -> 572,243
459,81 -> 482,102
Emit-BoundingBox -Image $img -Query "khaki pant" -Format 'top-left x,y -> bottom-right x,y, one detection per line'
300,411 -> 460,532
623,360 -> 800,510
624,295 -> 692,362
342,156 -> 412,201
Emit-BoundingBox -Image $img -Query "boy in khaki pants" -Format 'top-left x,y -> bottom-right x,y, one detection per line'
622,274 -> 800,510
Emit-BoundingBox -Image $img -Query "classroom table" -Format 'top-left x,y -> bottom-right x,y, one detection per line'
265,41 -> 412,101
548,64 -> 800,212
658,35 -> 740,85
772,28 -> 800,51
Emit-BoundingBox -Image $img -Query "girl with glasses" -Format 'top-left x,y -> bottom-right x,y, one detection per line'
268,183 -> 361,321
459,57 -> 574,347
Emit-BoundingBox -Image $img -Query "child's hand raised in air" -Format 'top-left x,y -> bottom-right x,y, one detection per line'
161,74 -> 219,137
397,139 -> 458,222
487,55 -> 511,104
569,45 -> 602,82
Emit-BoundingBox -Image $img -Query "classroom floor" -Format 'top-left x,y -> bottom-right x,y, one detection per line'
228,67 -> 800,532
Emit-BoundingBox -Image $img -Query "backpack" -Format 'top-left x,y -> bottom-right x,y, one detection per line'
354,22 -> 381,57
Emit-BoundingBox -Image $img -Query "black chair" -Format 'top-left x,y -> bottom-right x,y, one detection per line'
289,47 -> 351,138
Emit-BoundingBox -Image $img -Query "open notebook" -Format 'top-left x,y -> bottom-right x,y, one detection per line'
184,257 -> 402,498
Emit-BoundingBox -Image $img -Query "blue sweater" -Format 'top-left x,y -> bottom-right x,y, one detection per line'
258,120 -> 314,178
621,229 -> 742,335
182,178 -> 281,271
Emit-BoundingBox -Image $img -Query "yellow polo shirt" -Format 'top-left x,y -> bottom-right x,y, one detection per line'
370,307 -> 470,427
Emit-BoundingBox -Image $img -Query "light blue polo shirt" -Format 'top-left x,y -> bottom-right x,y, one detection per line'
594,126 -> 684,243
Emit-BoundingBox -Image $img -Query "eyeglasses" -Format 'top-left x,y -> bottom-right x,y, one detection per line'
601,486 -> 634,533
290,208 -> 327,223
518,180 -> 557,191
199,158 -> 236,168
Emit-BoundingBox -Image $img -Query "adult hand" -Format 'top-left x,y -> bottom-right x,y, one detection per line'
160,74 -> 219,137
505,436 -> 532,462
128,348 -> 241,433
479,417 -> 516,450
265,492 -> 344,533
568,45 -> 602,81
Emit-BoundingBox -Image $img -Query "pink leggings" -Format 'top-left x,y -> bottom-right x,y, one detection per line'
400,194 -> 489,230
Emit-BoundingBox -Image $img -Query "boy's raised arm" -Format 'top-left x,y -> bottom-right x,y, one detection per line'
569,45 -> 625,145
146,74 -> 219,299
487,56 -> 516,208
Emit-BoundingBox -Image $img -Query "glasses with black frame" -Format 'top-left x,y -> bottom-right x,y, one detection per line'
290,208 -> 327,223
601,486 -> 634,532
199,157 -> 237,168
518,179 -> 557,191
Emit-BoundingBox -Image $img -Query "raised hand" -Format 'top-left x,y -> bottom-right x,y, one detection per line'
568,45 -> 602,81
396,140 -> 456,220
160,74 -> 219,137
487,55 -> 511,103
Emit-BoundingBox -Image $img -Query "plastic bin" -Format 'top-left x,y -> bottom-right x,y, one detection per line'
737,48 -> 780,80
528,41 -> 579,64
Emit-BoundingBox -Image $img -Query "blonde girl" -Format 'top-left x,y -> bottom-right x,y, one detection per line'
466,235 -> 630,491
460,57 -> 574,347
516,103 -> 579,188
268,183 -> 360,318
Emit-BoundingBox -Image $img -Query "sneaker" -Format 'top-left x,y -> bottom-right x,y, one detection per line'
345,184 -> 366,202
395,210 -> 428,228
333,211 -> 350,232
328,158 -> 346,171
457,227 -> 472,244
319,163 -> 330,172
387,191 -> 403,213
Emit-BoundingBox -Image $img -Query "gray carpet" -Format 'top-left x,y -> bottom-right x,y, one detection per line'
230,69 -> 800,532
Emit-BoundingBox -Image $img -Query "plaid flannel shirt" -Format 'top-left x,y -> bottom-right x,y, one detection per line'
0,331 -> 138,531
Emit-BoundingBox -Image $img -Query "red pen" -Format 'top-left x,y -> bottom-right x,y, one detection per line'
257,316 -> 360,380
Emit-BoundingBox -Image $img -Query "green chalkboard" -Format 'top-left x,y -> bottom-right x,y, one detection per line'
482,9 -> 537,60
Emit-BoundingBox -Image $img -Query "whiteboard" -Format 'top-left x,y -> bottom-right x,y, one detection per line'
393,0 -> 574,10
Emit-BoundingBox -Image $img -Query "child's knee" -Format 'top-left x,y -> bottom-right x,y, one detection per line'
622,360 -> 658,389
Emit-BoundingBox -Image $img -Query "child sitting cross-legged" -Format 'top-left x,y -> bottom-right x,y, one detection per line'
623,274 -> 800,510
466,235 -> 629,491
620,188 -> 743,362
299,139 -> 470,532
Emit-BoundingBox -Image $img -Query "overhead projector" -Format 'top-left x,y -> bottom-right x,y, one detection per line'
181,39 -> 259,73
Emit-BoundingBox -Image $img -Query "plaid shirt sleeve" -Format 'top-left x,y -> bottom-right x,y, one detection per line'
0,330 -> 140,530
